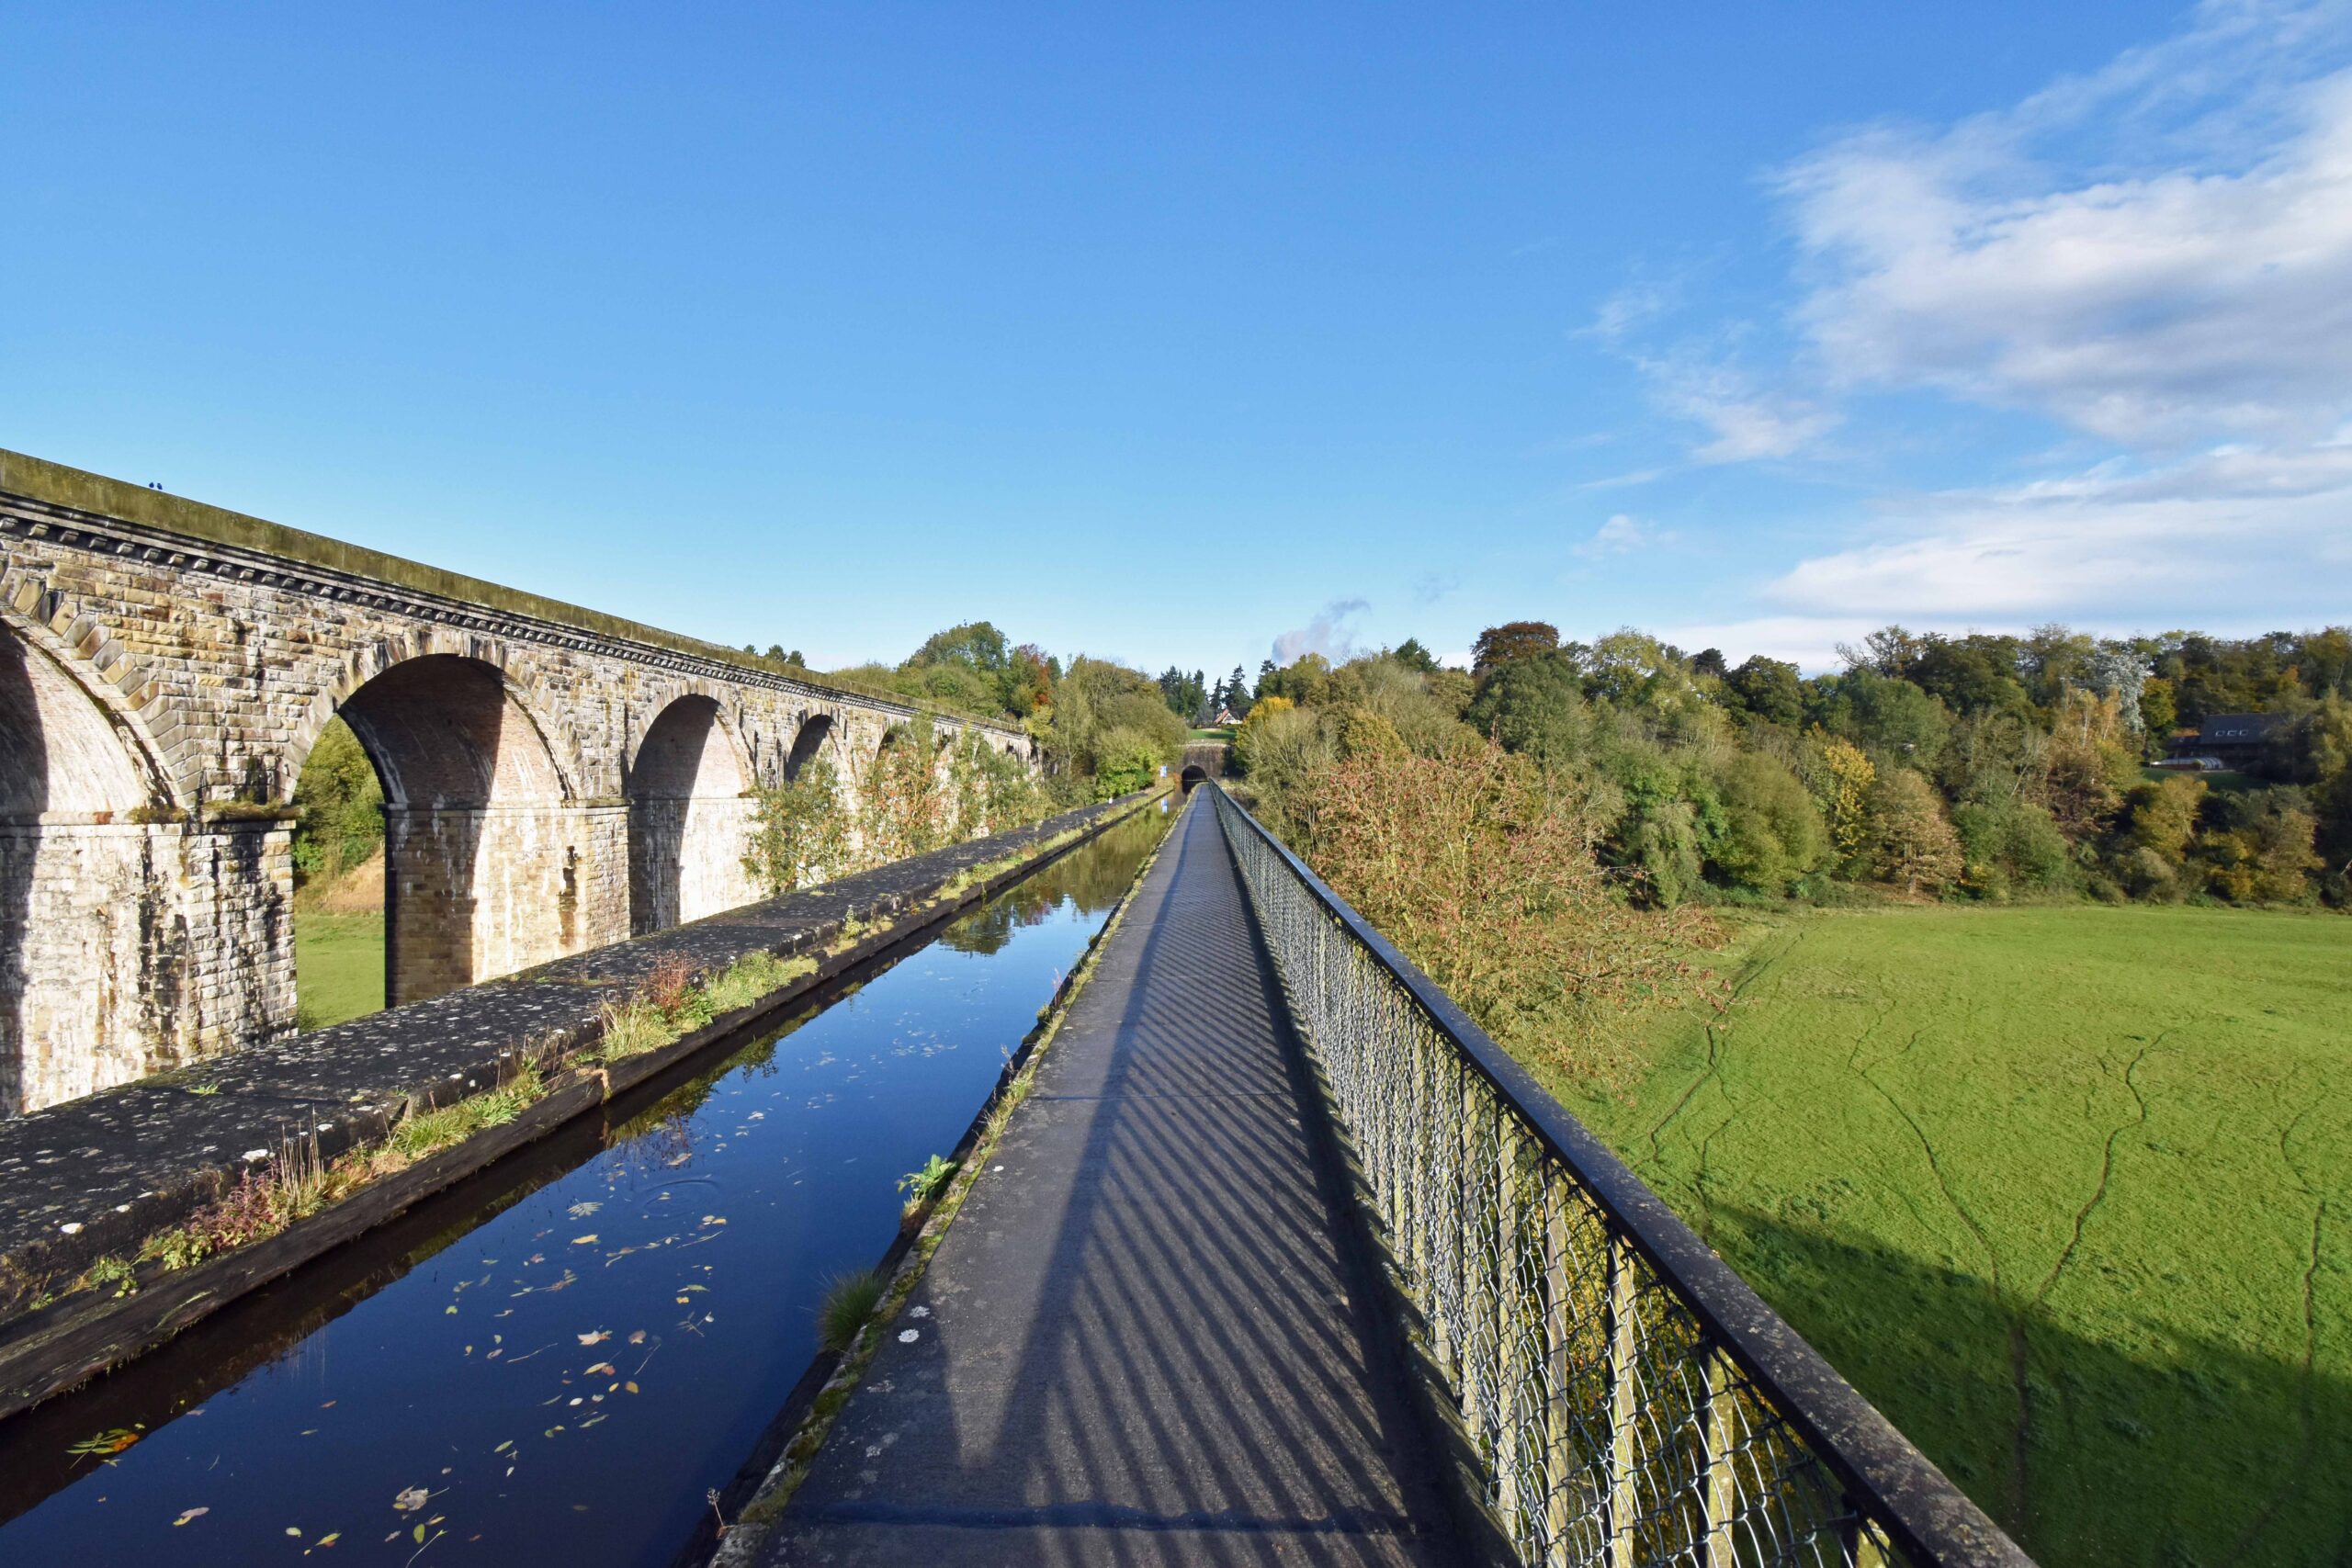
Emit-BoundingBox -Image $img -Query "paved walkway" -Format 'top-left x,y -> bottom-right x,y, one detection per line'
762,796 -> 1463,1566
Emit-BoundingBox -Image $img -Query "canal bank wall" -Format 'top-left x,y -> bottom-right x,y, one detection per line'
0,789 -> 1168,1419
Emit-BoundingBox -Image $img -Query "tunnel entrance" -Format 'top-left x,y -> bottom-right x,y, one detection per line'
1179,764 -> 1208,793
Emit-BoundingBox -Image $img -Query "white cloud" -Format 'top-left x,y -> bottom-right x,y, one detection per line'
1576,513 -> 1671,558
1272,598 -> 1369,664
1703,2 -> 2352,632
1583,277 -> 1678,343
1782,7 -> 2352,446
1576,467 -> 1667,491
1633,351 -> 1839,463
1767,438 -> 2352,620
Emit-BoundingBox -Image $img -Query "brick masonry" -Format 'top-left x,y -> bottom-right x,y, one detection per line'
0,452 -> 1035,1114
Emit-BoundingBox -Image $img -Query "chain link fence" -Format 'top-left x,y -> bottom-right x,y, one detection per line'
1209,785 -> 2030,1568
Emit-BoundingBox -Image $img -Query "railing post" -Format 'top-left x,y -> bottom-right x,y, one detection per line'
1494,1111 -> 1527,1544
1458,1066 -> 1487,1442
1702,1347 -> 1739,1568
1542,1170 -> 1572,1567
1606,1233 -> 1639,1568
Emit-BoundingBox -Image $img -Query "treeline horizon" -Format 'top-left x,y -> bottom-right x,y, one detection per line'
1219,618 -> 2351,911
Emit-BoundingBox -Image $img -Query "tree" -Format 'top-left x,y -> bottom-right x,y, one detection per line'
1724,655 -> 1804,728
1002,644 -> 1056,717
2041,690 -> 2136,840
1463,653 -> 1588,767
1046,657 -> 1185,796
1908,635 -> 2030,716
1815,734 -> 1877,863
1690,648 -> 1728,680
1156,666 -> 1207,719
291,716 -> 385,878
906,621 -> 1010,674
1259,653 -> 1333,706
1868,769 -> 1963,894
1815,669 -> 1951,767
1709,752 -> 1827,896
1390,637 -> 1440,674
1218,664 -> 1253,719
2137,675 -> 2178,746
1473,621 -> 1560,674
1838,626 -> 1929,680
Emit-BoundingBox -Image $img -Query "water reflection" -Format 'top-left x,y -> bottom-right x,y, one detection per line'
0,806 -> 1170,1567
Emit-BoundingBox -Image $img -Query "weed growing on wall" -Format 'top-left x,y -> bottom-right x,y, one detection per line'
743,759 -> 854,895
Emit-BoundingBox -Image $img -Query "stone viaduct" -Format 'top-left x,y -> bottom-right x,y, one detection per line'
0,450 -> 1035,1115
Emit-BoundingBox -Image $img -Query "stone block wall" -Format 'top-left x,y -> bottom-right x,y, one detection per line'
0,818 -> 294,1110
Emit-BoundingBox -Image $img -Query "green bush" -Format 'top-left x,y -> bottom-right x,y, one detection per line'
1708,751 -> 1828,897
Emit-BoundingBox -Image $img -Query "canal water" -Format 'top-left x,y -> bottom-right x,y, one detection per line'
0,801 -> 1174,1567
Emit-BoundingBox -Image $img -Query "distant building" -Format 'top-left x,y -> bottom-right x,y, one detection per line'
1212,705 -> 1244,727
2169,711 -> 2288,769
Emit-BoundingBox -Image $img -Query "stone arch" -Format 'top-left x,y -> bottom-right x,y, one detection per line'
284,628 -> 585,807
0,615 -> 189,1111
784,711 -> 839,783
0,585 -> 185,810
317,652 -> 594,1007
627,693 -> 756,934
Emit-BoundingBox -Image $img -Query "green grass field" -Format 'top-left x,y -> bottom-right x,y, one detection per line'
1555,904 -> 2351,1567
294,908 -> 386,1031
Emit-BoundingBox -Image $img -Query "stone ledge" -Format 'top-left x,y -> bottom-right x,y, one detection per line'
0,446 -> 1025,740
0,790 -> 1163,1416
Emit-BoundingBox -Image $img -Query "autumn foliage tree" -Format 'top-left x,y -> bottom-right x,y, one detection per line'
1868,769 -> 1965,895
1295,739 -> 1724,1085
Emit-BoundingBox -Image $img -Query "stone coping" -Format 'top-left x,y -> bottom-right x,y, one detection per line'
0,794 -> 1155,1332
0,446 -> 1020,737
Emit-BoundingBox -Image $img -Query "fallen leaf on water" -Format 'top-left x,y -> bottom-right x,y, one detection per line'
624,1382 -> 639,1394
172,1507 -> 209,1527
413,1524 -> 427,1543
318,1533 -> 341,1547
566,1201 -> 601,1219
392,1486 -> 429,1513
287,1526 -> 303,1536
67,1427 -> 142,1458
584,1361 -> 616,1377
627,1330 -> 647,1345
577,1330 -> 609,1346
571,1235 -> 598,1246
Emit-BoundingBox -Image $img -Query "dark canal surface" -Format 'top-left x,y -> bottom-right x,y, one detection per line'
0,802 -> 1172,1567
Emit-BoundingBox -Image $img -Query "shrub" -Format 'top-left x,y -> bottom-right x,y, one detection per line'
1708,751 -> 1827,897
1295,739 -> 1724,1086
742,759 -> 853,894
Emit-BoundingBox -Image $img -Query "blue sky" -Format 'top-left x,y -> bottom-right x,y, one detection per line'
6,3 -> 2347,676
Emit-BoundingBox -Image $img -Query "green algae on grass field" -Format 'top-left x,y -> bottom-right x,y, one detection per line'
1555,903 -> 2352,1568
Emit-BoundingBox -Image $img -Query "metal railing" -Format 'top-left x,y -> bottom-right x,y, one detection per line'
1208,785 -> 2030,1568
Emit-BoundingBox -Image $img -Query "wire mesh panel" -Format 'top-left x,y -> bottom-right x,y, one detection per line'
1208,787 -> 2030,1568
